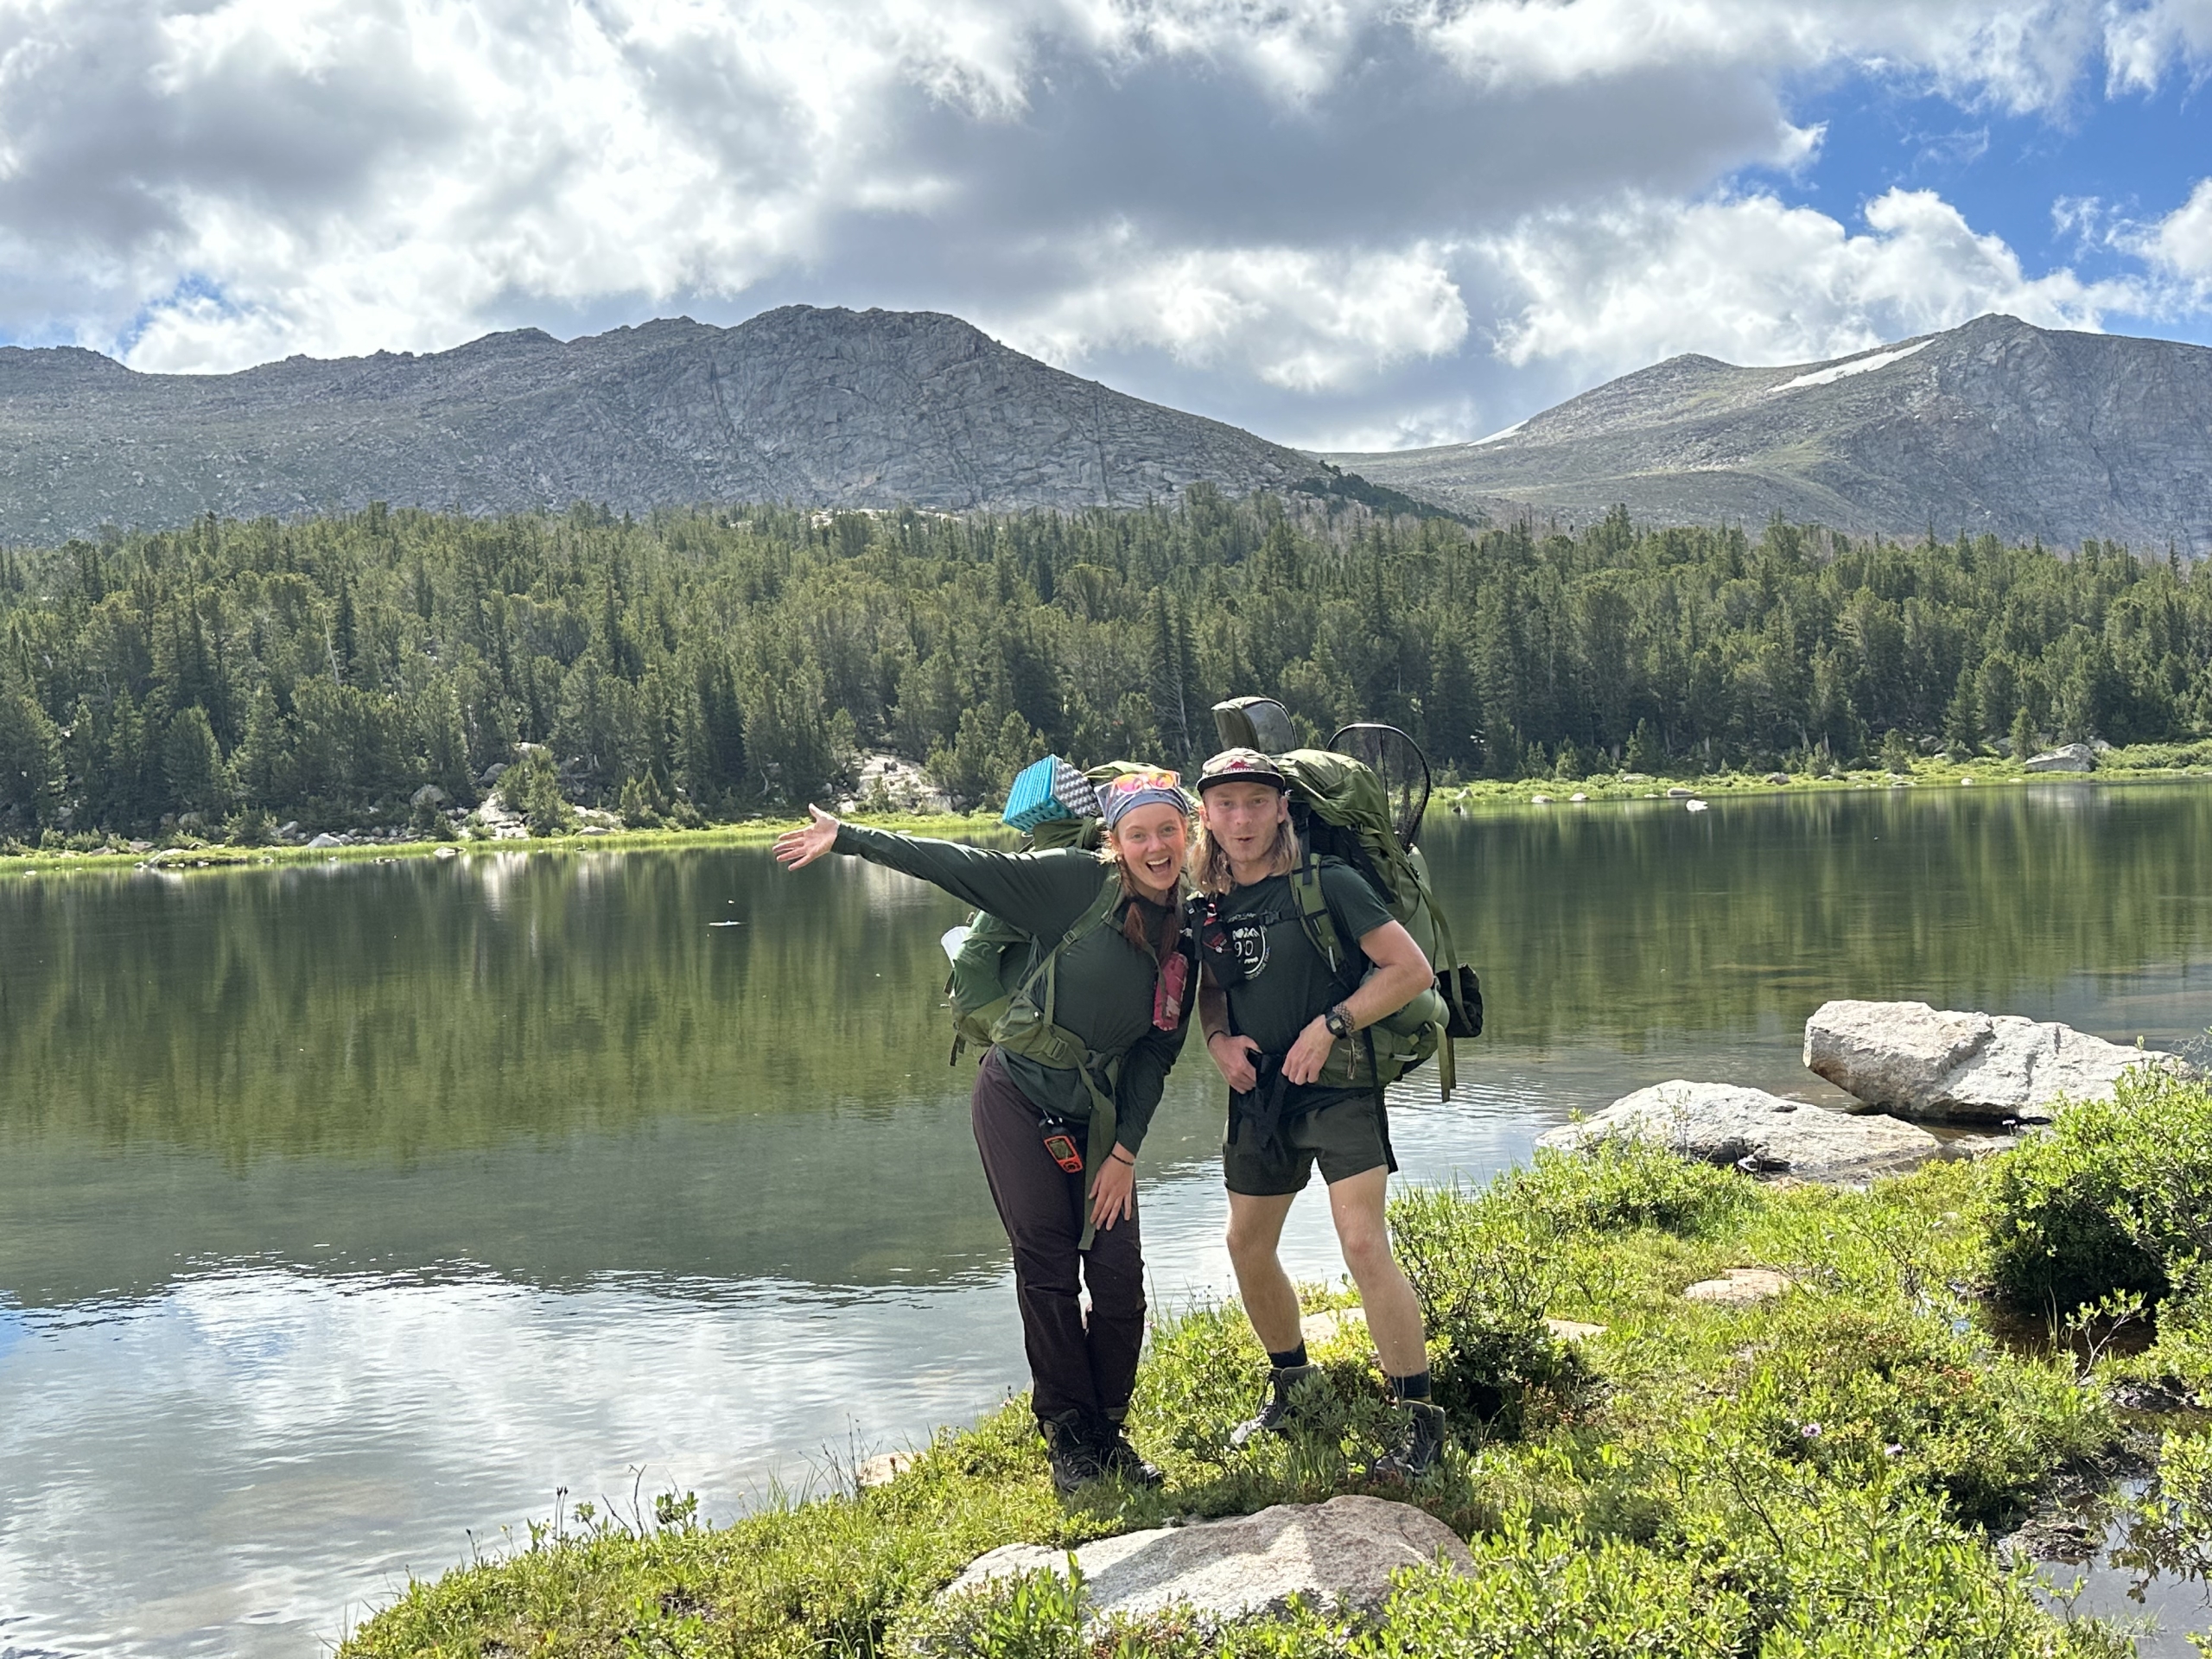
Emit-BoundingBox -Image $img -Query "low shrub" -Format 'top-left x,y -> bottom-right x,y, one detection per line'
1986,1072 -> 2212,1315
1389,1185 -> 1603,1436
1500,1139 -> 1751,1237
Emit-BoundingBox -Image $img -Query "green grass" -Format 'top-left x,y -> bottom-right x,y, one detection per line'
0,810 -> 1009,880
338,1121 -> 2198,1657
14,740 -> 2212,882
1440,739 -> 2212,811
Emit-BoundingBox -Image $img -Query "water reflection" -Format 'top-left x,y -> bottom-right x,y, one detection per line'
4,783 -> 2212,1656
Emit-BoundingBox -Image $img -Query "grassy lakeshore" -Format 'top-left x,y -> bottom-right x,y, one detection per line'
339,1077 -> 2212,1659
9,741 -> 2212,880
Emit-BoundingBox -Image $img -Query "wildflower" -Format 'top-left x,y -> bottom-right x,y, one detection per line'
1800,1422 -> 1821,1440
1885,1444 -> 1904,1458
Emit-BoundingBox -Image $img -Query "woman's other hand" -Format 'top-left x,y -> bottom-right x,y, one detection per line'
772,805 -> 841,870
1090,1149 -> 1136,1230
1206,1030 -> 1260,1092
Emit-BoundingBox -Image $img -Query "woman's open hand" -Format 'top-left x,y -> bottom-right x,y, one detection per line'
772,805 -> 841,870
1090,1150 -> 1135,1230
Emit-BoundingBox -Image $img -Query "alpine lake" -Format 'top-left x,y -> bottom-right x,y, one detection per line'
5,780 -> 2212,1658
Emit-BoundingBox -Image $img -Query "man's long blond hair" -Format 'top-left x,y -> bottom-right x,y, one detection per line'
1193,805 -> 1300,895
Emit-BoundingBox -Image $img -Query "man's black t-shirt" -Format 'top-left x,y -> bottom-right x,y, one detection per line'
1213,858 -> 1394,1058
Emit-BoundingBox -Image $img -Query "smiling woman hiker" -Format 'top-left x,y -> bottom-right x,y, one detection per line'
772,771 -> 1197,1493
1192,747 -> 1448,1480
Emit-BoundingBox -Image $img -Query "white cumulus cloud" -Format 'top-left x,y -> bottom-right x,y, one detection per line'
0,0 -> 2205,443
1483,186 -> 2148,381
1006,238 -> 1470,392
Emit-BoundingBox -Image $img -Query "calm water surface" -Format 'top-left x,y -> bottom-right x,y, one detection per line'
5,785 -> 2212,1656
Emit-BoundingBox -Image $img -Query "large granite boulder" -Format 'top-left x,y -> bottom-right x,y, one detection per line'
1537,1080 -> 1943,1184
1804,1001 -> 2189,1124
939,1495 -> 1470,1624
2024,743 -> 2096,772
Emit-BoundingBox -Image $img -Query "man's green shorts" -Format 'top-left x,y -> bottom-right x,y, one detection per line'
1224,1087 -> 1393,1196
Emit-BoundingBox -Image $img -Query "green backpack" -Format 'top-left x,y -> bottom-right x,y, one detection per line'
944,759 -> 1154,1067
1211,700 -> 1482,1099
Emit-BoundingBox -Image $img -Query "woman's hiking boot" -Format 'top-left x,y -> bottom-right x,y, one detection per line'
1364,1401 -> 1447,1483
1039,1413 -> 1111,1494
1230,1363 -> 1326,1448
1092,1421 -> 1165,1488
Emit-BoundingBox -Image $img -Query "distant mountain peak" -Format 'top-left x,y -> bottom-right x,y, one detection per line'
1332,315 -> 2212,550
0,306 -> 1323,543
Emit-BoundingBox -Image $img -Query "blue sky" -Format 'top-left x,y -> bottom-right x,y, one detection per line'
1776,71 -> 2211,345
0,1 -> 2207,451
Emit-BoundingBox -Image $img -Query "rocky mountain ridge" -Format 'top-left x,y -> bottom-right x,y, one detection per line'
1330,315 -> 2212,550
0,307 -> 1330,543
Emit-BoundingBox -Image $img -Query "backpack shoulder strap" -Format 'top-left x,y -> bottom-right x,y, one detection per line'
1020,875 -> 1124,1029
1289,852 -> 1347,976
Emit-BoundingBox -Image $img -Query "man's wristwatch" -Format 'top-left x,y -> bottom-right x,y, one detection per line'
1324,1002 -> 1355,1039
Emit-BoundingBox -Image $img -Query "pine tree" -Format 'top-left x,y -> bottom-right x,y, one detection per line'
162,706 -> 227,817
0,683 -> 63,828
1624,719 -> 1660,773
1942,666 -> 1982,756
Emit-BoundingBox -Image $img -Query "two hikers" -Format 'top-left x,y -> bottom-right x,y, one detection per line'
772,772 -> 1196,1493
1192,747 -> 1449,1479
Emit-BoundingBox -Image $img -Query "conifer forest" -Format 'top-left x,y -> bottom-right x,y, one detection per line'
0,489 -> 2207,840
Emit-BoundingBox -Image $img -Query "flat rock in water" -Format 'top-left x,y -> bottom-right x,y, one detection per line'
1803,1000 -> 2189,1123
941,1495 -> 1470,1624
1536,1079 -> 1942,1183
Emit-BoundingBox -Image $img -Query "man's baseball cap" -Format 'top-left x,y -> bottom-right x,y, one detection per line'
1197,747 -> 1290,794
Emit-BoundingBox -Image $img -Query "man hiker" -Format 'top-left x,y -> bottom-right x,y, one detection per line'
1190,747 -> 1446,1479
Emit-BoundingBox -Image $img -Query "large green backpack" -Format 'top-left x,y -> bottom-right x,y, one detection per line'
944,760 -> 1154,1068
1211,699 -> 1482,1098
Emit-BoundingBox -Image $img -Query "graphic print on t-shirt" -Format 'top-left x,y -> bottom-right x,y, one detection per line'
1225,916 -> 1270,980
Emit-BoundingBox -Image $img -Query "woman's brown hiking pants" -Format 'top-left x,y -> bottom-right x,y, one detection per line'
969,1049 -> 1147,1429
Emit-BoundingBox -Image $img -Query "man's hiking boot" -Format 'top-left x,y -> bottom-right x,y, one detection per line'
1364,1400 -> 1447,1484
1039,1414 -> 1111,1494
1230,1363 -> 1326,1449
1093,1421 -> 1165,1488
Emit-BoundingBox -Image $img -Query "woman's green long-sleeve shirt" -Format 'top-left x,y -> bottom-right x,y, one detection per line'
831,823 -> 1188,1154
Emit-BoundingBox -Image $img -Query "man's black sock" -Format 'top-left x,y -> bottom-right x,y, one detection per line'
1388,1370 -> 1432,1403
1268,1342 -> 1310,1371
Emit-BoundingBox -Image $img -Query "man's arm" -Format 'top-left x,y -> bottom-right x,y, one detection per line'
1198,972 -> 1258,1092
1280,919 -> 1431,1085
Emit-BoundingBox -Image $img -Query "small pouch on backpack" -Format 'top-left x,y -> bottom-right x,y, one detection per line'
1443,963 -> 1484,1039
1153,950 -> 1189,1030
1190,895 -> 1251,988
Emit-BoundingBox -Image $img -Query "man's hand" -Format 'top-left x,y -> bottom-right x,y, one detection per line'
772,805 -> 841,870
1207,1030 -> 1260,1092
1090,1150 -> 1135,1230
1282,1015 -> 1338,1085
